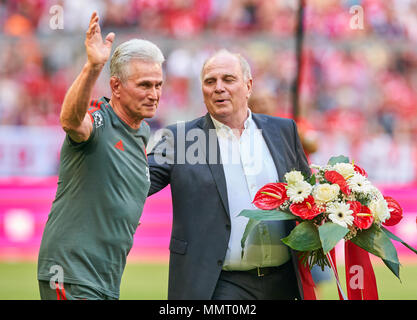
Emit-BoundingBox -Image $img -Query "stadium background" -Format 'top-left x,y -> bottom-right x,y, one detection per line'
0,0 -> 416,299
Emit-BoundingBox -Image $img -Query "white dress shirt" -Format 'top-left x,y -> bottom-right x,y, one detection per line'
210,110 -> 291,271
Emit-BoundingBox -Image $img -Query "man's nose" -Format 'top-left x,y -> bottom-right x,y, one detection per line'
214,81 -> 225,93
148,87 -> 158,100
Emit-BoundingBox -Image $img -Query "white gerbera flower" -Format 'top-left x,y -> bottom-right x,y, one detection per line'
347,173 -> 372,194
333,163 -> 355,180
370,198 -> 391,224
284,170 -> 304,185
287,181 -> 312,203
327,202 -> 354,228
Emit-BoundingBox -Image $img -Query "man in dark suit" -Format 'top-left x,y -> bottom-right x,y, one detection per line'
147,49 -> 310,300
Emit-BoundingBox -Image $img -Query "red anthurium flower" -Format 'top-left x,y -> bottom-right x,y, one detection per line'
354,164 -> 368,178
252,183 -> 288,210
289,195 -> 325,220
324,170 -> 351,195
382,196 -> 403,226
348,201 -> 373,230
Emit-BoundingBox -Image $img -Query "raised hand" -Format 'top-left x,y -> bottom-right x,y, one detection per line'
85,12 -> 115,67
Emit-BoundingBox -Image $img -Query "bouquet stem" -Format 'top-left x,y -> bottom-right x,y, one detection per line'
299,249 -> 331,271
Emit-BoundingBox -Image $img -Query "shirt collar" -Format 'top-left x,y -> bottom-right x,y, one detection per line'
210,109 -> 253,135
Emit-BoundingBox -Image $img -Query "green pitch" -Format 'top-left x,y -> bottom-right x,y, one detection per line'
0,261 -> 415,300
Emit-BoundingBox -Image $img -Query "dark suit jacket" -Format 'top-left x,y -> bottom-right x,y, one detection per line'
147,112 -> 311,299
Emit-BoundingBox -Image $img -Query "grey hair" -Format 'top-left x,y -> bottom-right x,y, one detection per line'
110,39 -> 165,82
200,49 -> 252,82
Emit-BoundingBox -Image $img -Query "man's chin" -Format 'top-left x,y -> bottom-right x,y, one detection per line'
137,106 -> 157,118
211,109 -> 232,120
142,111 -> 156,119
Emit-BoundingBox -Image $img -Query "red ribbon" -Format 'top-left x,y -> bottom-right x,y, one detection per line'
297,255 -> 317,300
297,241 -> 379,300
328,248 -> 346,300
344,240 -> 379,300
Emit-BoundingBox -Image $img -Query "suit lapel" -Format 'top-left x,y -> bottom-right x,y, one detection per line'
252,114 -> 287,182
197,114 -> 230,218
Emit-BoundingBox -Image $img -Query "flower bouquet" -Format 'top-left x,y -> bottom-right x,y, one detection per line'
239,155 -> 417,299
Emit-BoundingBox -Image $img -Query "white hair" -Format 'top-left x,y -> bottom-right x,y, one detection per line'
200,49 -> 252,82
110,39 -> 165,82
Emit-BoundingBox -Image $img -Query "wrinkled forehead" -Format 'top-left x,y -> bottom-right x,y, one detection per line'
201,53 -> 243,80
124,59 -> 163,80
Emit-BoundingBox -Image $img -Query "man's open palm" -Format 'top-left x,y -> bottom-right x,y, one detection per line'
85,12 -> 115,66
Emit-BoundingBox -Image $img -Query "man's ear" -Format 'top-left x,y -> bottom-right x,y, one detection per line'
110,76 -> 122,98
246,78 -> 253,100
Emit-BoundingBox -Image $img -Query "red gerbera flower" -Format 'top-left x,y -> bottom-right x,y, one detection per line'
382,196 -> 403,226
324,170 -> 351,195
289,195 -> 325,220
348,201 -> 373,230
252,183 -> 288,210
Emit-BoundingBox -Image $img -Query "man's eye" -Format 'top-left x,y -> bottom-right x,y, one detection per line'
138,83 -> 148,88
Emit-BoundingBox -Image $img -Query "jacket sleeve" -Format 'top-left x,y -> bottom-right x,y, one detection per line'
291,119 -> 311,177
147,127 -> 176,196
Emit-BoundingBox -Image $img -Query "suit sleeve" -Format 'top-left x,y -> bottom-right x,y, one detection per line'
147,127 -> 176,196
291,120 -> 311,177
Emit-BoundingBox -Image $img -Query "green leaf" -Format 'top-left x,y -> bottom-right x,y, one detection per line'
382,258 -> 401,280
301,171 -> 310,181
308,174 -> 316,186
281,221 -> 322,251
381,226 -> 417,255
327,155 -> 350,166
350,224 -> 399,264
318,222 -> 349,254
241,219 -> 261,258
238,209 -> 296,221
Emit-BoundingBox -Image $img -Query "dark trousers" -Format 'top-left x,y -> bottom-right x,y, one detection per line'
212,261 -> 300,300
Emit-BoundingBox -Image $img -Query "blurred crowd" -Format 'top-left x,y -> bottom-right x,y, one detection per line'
0,0 -> 416,183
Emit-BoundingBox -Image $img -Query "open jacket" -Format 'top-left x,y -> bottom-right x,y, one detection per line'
147,112 -> 311,299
